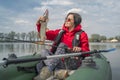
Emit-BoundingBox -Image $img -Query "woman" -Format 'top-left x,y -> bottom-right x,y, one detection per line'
34,12 -> 90,80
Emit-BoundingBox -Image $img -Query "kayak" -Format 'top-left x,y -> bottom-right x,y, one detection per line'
0,49 -> 113,80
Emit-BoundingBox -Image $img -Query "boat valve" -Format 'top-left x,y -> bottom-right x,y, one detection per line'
82,57 -> 96,67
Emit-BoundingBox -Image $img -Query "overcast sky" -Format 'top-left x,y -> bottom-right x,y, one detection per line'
0,0 -> 120,38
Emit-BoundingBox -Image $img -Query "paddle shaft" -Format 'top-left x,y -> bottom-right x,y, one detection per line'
0,51 -> 90,66
0,48 -> 115,66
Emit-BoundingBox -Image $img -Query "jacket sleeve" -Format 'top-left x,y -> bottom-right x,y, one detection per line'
36,23 -> 60,41
80,32 -> 90,52
46,29 -> 60,41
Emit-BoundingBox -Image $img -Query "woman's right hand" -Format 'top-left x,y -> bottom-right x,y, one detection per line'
36,16 -> 46,24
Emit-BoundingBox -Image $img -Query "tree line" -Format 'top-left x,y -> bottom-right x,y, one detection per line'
0,31 -> 120,42
0,31 -> 38,42
89,34 -> 120,42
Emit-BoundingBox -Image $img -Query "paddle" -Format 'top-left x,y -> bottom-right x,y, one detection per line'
0,48 -> 115,67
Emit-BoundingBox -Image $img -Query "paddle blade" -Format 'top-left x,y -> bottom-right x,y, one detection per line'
99,48 -> 116,53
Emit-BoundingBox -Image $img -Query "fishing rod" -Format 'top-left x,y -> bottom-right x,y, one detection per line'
0,48 -> 116,67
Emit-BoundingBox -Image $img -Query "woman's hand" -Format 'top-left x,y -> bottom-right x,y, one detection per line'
72,46 -> 81,52
72,46 -> 81,59
36,16 -> 46,24
66,47 -> 81,52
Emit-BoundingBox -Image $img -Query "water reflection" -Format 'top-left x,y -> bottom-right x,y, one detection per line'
0,42 -> 120,58
5,44 -> 14,52
0,45 -> 3,53
0,43 -> 38,59
116,44 -> 120,49
90,42 -> 120,50
0,43 -> 51,59
90,44 -> 107,50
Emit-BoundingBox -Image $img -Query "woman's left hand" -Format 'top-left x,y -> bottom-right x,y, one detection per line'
72,46 -> 81,52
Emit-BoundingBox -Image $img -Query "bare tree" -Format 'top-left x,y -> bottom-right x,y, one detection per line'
21,33 -> 26,40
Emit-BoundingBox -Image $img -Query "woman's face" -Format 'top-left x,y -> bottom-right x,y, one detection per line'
65,14 -> 74,28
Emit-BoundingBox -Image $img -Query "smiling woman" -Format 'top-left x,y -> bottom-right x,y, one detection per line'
0,1 -> 120,80
34,11 -> 90,80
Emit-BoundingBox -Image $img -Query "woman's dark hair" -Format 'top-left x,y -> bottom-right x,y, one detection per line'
66,12 -> 82,27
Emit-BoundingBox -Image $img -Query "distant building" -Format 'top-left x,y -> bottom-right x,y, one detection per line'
110,38 -> 118,42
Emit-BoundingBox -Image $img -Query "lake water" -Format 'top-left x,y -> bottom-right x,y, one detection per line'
0,42 -> 120,80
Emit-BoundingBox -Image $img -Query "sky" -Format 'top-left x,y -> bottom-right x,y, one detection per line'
0,0 -> 120,38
